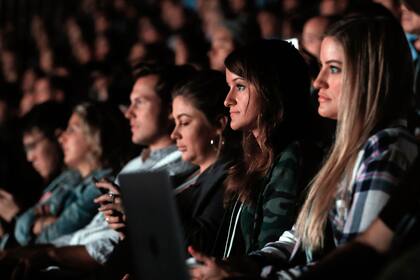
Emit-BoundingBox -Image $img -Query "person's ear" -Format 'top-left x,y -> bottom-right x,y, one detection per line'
215,115 -> 228,135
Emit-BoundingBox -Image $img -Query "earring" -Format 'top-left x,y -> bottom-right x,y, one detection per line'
210,134 -> 225,153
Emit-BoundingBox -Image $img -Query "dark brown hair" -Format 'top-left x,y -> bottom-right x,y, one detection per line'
224,39 -> 316,203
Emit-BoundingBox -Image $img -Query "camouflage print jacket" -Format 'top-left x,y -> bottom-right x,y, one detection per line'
241,141 -> 303,253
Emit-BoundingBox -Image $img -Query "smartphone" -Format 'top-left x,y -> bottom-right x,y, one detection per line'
93,176 -> 110,195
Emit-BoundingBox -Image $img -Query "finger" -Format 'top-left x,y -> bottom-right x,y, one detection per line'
101,209 -> 114,216
94,193 -> 113,204
41,204 -> 49,215
109,223 -> 126,230
105,215 -> 120,224
95,181 -> 120,194
188,246 -> 207,263
190,267 -> 203,279
98,203 -> 119,212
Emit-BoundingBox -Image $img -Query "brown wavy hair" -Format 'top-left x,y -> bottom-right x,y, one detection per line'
223,39 -> 316,204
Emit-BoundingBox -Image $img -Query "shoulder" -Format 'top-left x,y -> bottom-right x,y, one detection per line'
119,156 -> 142,174
46,169 -> 82,190
270,142 -> 301,181
164,156 -> 197,177
362,125 -> 418,166
263,142 -> 301,197
273,142 -> 301,172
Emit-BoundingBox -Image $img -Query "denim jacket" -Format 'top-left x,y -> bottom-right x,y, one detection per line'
14,168 -> 112,246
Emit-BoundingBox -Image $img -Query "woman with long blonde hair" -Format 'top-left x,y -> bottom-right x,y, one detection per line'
191,7 -> 419,280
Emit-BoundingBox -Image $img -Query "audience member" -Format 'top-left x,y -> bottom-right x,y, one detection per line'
190,9 -> 418,280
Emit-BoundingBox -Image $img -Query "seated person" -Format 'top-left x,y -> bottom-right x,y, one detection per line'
191,7 -> 418,280
6,102 -> 132,248
0,64 -> 197,277
93,70 -> 242,279
0,101 -> 70,237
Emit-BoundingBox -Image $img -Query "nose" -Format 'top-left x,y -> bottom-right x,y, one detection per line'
313,69 -> 328,90
26,150 -> 35,162
58,131 -> 66,146
224,88 -> 236,108
170,125 -> 180,141
124,104 -> 134,119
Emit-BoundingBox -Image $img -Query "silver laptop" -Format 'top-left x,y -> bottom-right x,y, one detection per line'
119,171 -> 190,280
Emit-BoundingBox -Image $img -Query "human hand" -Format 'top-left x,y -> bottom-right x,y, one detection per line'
93,179 -> 121,205
32,215 -> 57,235
94,180 -> 126,238
0,189 -> 20,222
188,246 -> 229,280
98,200 -> 127,236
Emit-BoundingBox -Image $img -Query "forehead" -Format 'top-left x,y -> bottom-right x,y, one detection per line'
304,17 -> 328,34
68,113 -> 83,126
23,128 -> 44,141
172,96 -> 195,114
320,37 -> 344,62
225,68 -> 244,82
130,74 -> 159,100
172,96 -> 210,123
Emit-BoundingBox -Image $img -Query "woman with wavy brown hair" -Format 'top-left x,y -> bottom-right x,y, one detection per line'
201,39 -> 324,260
191,7 -> 419,280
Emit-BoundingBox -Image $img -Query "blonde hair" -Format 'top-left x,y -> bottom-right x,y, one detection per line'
73,103 -> 102,168
295,14 -> 413,251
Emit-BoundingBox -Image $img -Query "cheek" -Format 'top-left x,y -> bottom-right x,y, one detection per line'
186,127 -> 212,157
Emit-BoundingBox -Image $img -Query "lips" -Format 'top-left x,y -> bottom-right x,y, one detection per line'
130,123 -> 138,132
177,145 -> 187,152
318,93 -> 330,103
229,111 -> 239,117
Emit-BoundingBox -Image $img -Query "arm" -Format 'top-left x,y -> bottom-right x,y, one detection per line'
182,182 -> 226,256
14,207 -> 37,246
256,144 -> 301,250
45,245 -> 100,270
35,182 -> 101,243
8,245 -> 101,276
337,139 -> 415,244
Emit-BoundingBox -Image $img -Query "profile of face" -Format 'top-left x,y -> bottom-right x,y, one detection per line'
138,17 -> 161,44
23,129 -> 60,180
125,75 -> 165,145
171,96 -> 221,169
319,0 -> 348,16
224,68 -> 260,132
401,4 -> 420,35
33,78 -> 53,105
313,37 -> 344,120
302,17 -> 329,59
208,26 -> 235,71
257,11 -> 278,39
59,113 -> 93,169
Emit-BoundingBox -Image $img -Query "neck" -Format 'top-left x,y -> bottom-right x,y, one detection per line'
198,152 -> 218,174
252,128 -> 262,149
148,135 -> 174,152
77,161 -> 100,178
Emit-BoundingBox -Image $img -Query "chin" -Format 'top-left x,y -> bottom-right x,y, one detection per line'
181,154 -> 192,162
229,122 -> 241,131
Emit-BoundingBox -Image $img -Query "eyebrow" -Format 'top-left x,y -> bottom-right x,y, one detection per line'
325,60 -> 343,65
232,77 -> 246,82
175,113 -> 192,119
